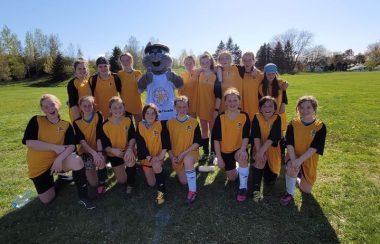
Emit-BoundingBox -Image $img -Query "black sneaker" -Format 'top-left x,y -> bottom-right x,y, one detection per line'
78,198 -> 96,210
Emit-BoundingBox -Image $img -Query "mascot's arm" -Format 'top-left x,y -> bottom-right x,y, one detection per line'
137,71 -> 153,93
166,68 -> 184,89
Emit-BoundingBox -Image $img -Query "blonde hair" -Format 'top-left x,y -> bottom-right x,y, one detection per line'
183,56 -> 196,65
241,52 -> 255,62
199,52 -> 215,71
119,52 -> 134,68
108,96 -> 124,109
40,94 -> 61,109
174,95 -> 189,106
223,87 -> 240,101
73,58 -> 89,78
79,96 -> 96,107
296,95 -> 319,114
218,50 -> 232,64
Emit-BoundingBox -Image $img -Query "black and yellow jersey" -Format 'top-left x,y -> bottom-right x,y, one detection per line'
118,70 -> 143,115
73,112 -> 103,155
101,116 -> 135,155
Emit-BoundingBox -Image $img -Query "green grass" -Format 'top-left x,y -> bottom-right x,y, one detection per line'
0,72 -> 380,243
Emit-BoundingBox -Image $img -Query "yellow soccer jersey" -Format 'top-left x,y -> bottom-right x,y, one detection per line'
22,116 -> 76,178
179,70 -> 199,114
101,117 -> 135,155
73,112 -> 103,155
67,77 -> 92,121
242,70 -> 264,121
136,121 -> 170,166
91,74 -> 120,119
166,117 -> 201,157
118,70 -> 143,115
285,118 -> 327,185
212,111 -> 250,153
220,66 -> 243,112
197,72 -> 222,121
258,79 -> 288,130
251,113 -> 282,174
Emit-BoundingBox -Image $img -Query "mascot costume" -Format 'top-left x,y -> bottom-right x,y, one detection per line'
138,43 -> 183,121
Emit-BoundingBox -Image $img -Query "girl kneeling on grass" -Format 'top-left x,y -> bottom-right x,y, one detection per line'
167,96 -> 202,203
251,96 -> 282,202
72,96 -> 108,195
136,103 -> 170,204
280,96 -> 327,206
212,88 -> 251,202
101,97 -> 137,195
22,94 -> 94,209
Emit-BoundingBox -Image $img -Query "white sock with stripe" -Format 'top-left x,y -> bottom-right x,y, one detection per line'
286,174 -> 297,195
185,169 -> 197,192
238,167 -> 249,189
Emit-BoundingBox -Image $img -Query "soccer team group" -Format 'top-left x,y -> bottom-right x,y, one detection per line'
22,50 -> 326,210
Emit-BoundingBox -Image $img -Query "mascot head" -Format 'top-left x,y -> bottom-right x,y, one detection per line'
142,42 -> 172,74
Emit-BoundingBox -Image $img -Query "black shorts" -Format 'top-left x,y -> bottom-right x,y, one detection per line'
108,156 -> 124,167
31,168 -> 54,194
221,150 -> 239,171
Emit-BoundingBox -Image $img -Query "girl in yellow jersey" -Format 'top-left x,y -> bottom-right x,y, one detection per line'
22,94 -> 94,209
259,63 -> 288,162
118,53 -> 143,122
197,52 -> 222,163
239,52 -> 264,122
167,96 -> 202,203
250,96 -> 282,202
67,58 -> 92,122
72,96 -> 108,195
90,57 -> 122,119
217,51 -> 243,112
179,56 -> 200,118
101,97 -> 137,194
280,96 -> 327,206
212,88 -> 250,202
136,103 -> 170,204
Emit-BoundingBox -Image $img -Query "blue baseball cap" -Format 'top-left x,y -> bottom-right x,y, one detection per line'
264,63 -> 278,74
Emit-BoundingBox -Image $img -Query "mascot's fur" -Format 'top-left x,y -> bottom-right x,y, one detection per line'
138,43 -> 183,120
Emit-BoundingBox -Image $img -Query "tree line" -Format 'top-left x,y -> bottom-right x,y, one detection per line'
0,25 -> 379,83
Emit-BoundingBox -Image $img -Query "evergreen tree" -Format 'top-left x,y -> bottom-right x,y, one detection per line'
51,52 -> 67,82
265,43 -> 273,65
231,44 -> 242,65
256,43 -> 267,70
0,47 -> 11,81
109,46 -> 122,73
213,41 -> 225,61
272,41 -> 285,73
283,40 -> 294,73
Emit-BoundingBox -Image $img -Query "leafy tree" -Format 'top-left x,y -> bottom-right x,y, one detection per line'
109,46 -> 122,73
51,52 -> 68,82
124,36 -> 143,69
303,45 -> 328,72
8,55 -> 26,79
355,53 -> 366,64
365,41 -> 380,70
0,47 -> 11,81
273,29 -> 313,71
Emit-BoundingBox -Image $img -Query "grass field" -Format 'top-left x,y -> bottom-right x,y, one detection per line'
0,72 -> 379,243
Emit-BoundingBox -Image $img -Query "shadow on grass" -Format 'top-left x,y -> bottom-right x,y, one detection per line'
0,163 -> 339,243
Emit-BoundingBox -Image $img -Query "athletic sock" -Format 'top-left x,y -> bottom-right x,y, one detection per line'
286,174 -> 297,195
155,170 -> 166,193
252,167 -> 264,192
97,167 -> 107,185
72,167 -> 88,199
238,167 -> 249,189
126,165 -> 136,187
202,138 -> 210,155
185,169 -> 197,192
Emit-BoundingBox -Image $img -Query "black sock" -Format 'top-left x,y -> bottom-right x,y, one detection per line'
126,165 -> 136,187
155,170 -> 166,193
72,167 -> 88,199
97,168 -> 107,185
252,167 -> 264,192
202,138 -> 210,155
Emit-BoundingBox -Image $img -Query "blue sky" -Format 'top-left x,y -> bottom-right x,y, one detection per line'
1,0 -> 379,59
